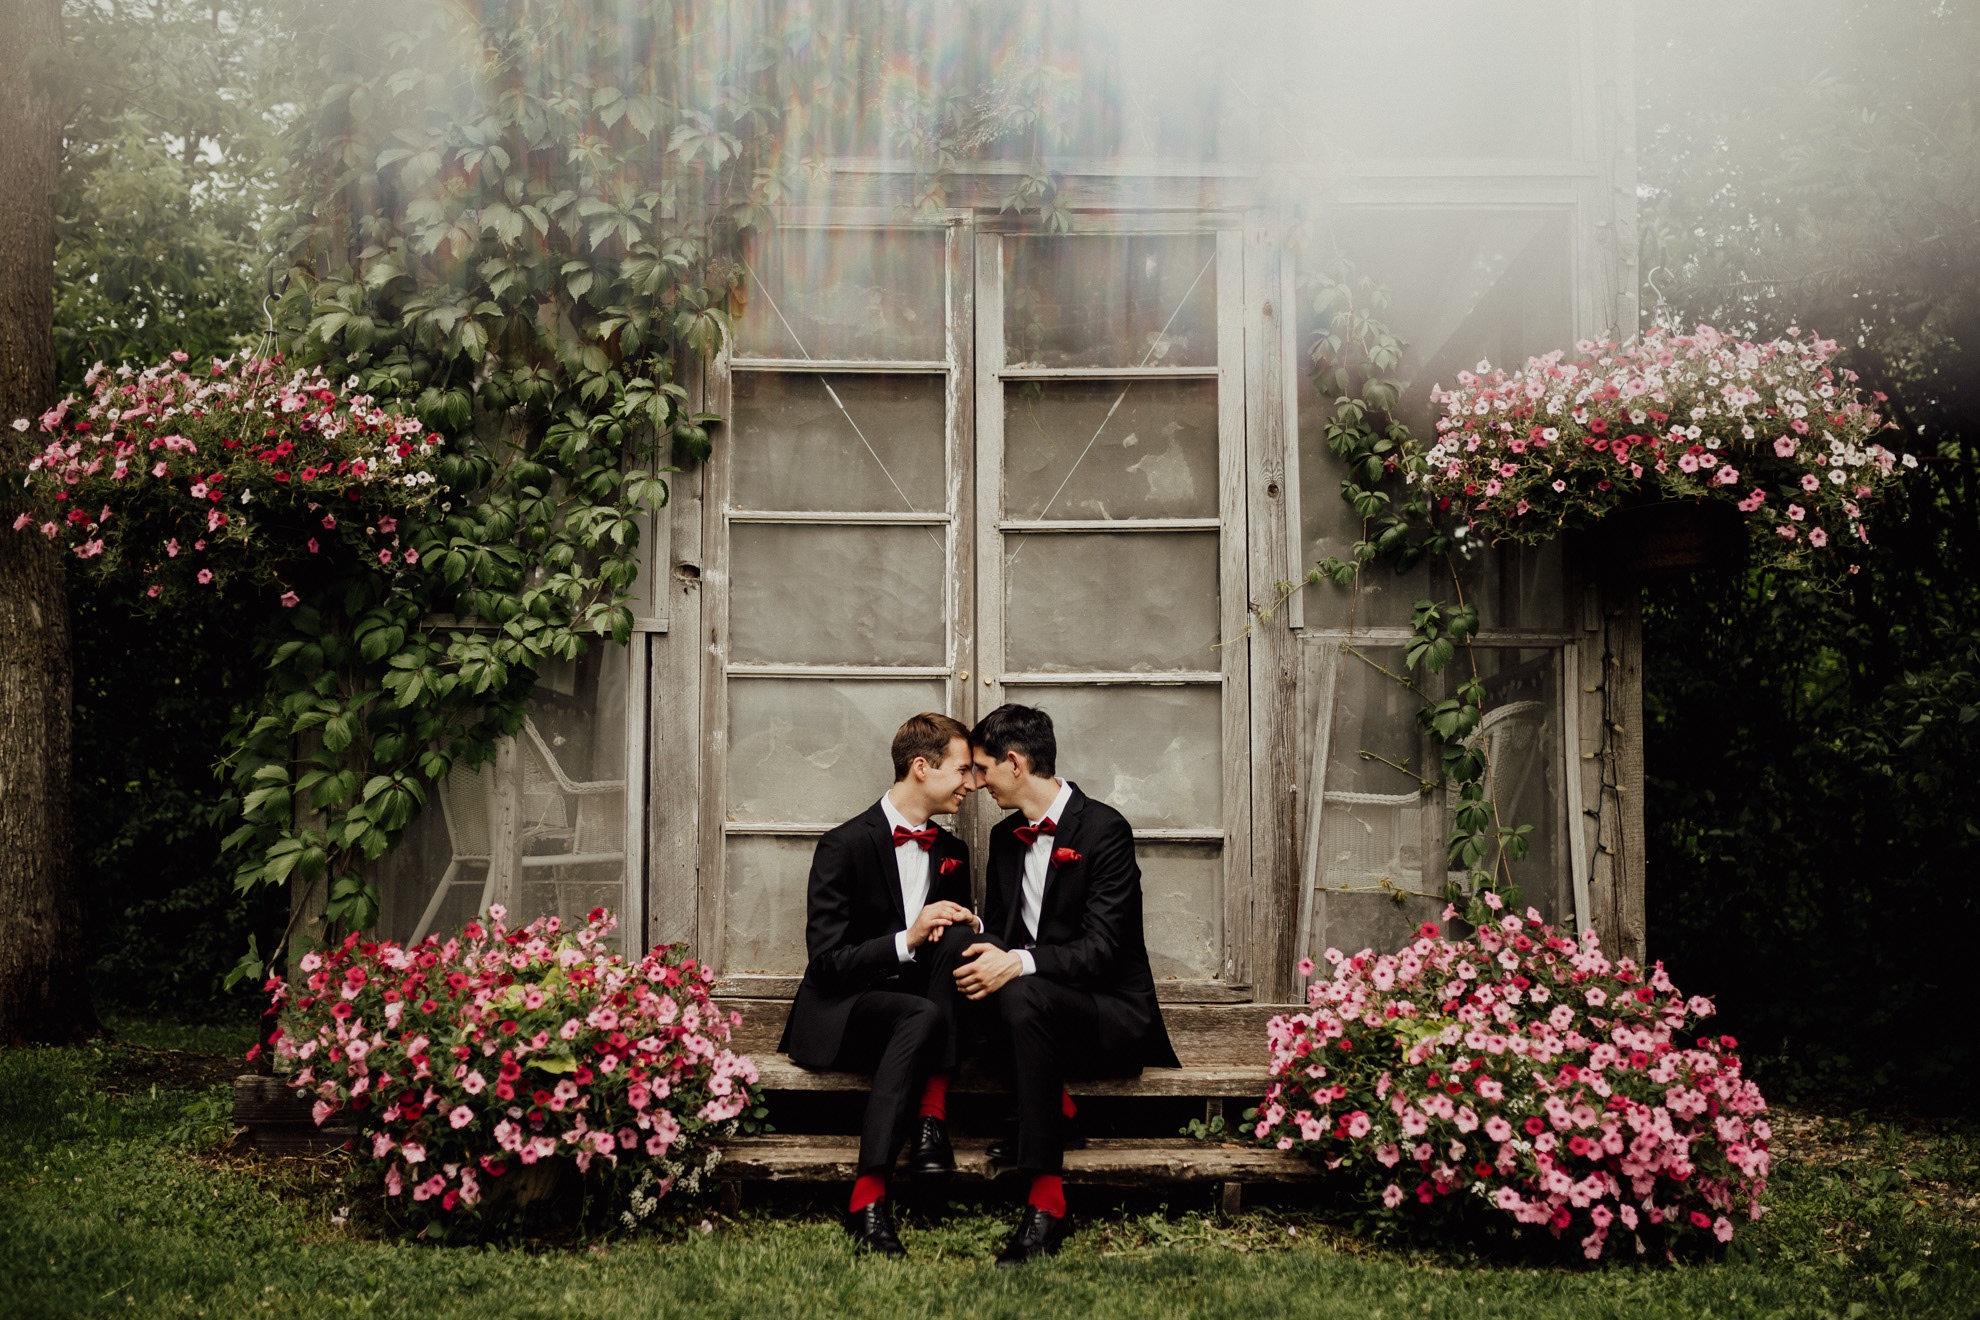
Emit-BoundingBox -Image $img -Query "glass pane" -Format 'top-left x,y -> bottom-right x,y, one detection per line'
1313,646 -> 1432,895
739,228 -> 946,361
1141,842 -> 1223,981
511,647 -> 631,932
1001,684 -> 1221,830
732,373 -> 947,514
730,524 -> 947,665
1462,648 -> 1568,920
1005,532 -> 1219,673
368,645 -> 630,947
1311,891 -> 1452,964
371,799 -> 477,944
1004,234 -> 1217,369
725,835 -> 815,974
1294,2 -> 1577,159
1004,379 -> 1218,520
1299,644 -> 1569,935
729,678 -> 948,825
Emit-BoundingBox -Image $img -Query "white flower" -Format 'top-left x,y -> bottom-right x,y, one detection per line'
1902,453 -> 1918,468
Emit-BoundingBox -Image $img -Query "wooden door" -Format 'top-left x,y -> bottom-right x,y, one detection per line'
974,225 -> 1251,998
701,215 -> 1251,1002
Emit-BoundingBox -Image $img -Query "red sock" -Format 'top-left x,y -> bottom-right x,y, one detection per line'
918,1073 -> 950,1121
1060,1088 -> 1078,1119
849,1174 -> 887,1213
1027,1173 -> 1066,1218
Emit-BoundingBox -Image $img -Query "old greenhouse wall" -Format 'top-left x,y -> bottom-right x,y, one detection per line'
365,0 -> 1647,1015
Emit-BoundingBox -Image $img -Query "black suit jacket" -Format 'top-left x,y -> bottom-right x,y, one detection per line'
777,800 -> 971,1068
983,785 -> 1180,1071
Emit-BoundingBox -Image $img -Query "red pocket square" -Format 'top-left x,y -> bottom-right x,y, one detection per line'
938,856 -> 961,876
1051,846 -> 1082,866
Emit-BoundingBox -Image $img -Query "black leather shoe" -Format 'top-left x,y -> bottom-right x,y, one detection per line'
986,1128 -> 1086,1164
995,1205 -> 1073,1265
904,1116 -> 955,1176
844,1200 -> 907,1257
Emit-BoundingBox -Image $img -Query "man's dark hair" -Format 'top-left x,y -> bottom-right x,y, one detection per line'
891,712 -> 971,781
970,703 -> 1057,778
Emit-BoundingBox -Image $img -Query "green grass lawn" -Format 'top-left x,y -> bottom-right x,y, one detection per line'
2,1019 -> 1976,1319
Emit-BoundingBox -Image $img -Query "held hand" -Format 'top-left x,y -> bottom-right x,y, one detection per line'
952,943 -> 1024,1000
907,900 -> 975,949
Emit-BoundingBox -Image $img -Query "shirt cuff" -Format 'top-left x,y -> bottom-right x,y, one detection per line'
895,930 -> 914,963
1016,949 -> 1036,976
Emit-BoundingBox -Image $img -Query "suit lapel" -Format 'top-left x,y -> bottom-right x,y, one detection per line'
1038,785 -> 1087,929
862,802 -> 906,929
989,819 -> 1026,944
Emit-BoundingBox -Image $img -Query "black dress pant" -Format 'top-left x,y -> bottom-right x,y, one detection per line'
979,959 -> 1106,1175
827,926 -> 978,1175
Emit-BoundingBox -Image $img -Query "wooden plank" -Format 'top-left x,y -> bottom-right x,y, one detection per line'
1293,641 -> 1339,990
728,358 -> 951,374
1279,247 -> 1305,631
232,1075 -> 356,1155
1561,641 -> 1593,933
999,366 -> 1221,380
648,373 -> 707,950
718,997 -> 1299,1063
1606,586 -> 1648,965
713,1135 -> 1321,1186
970,228 -> 1006,895
1243,212 -> 1299,1002
996,518 -> 1223,533
747,1058 -> 1270,1098
697,342 -> 735,972
1218,225 -> 1254,993
724,510 -> 950,525
999,671 -> 1222,687
945,215 -> 982,885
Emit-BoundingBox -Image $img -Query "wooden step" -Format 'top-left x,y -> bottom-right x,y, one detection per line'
752,1056 -> 1268,1098
720,997 -> 1298,1066
713,1134 -> 1319,1187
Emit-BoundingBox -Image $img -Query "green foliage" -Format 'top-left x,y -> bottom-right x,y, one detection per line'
1637,0 -> 1980,1109
35,0 -> 1152,993
1304,267 -> 1523,923
42,2 -> 297,1017
3,1033 -> 1978,1315
49,0 -> 288,382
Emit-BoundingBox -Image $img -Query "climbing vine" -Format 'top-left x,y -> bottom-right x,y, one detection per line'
1302,267 -> 1532,925
0,0 -> 1113,983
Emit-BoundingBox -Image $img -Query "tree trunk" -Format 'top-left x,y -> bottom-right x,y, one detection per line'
0,0 -> 97,1046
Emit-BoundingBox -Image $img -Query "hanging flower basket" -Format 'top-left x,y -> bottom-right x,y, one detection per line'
1415,326 -> 1916,575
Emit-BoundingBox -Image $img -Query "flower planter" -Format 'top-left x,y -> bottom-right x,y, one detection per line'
1573,499 -> 1746,581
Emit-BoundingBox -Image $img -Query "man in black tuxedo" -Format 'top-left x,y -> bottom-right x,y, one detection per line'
777,712 -> 980,1257
953,703 -> 1179,1266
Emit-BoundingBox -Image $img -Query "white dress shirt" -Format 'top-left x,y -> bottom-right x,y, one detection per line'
1014,778 -> 1075,977
879,793 -> 933,964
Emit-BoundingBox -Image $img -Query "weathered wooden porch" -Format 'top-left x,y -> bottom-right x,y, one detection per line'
234,996 -> 1323,1210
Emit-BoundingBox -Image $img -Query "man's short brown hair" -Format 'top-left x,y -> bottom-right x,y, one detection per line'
892,711 -> 971,780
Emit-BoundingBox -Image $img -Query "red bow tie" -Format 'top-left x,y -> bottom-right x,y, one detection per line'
1013,817 -> 1057,847
892,824 -> 938,850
